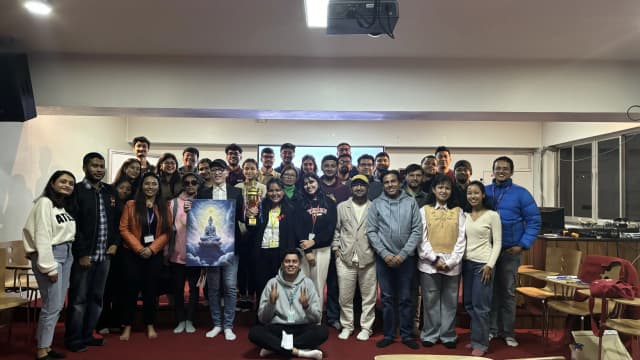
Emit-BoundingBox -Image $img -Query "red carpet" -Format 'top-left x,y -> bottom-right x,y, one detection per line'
2,321 -> 571,360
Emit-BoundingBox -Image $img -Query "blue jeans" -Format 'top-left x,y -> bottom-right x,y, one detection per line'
32,243 -> 73,349
376,255 -> 414,340
420,272 -> 459,343
65,258 -> 110,347
206,255 -> 239,329
463,260 -> 493,351
490,250 -> 520,338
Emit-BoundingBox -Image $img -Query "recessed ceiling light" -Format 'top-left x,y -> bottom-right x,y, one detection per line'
305,0 -> 328,28
24,0 -> 52,16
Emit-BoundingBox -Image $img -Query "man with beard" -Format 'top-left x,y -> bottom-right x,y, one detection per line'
337,154 -> 356,184
453,160 -> 473,212
332,175 -> 376,341
258,147 -> 280,185
65,153 -> 118,352
403,164 -> 428,208
249,250 -> 328,360
356,154 -> 383,200
373,152 -> 391,182
275,143 -> 300,175
132,136 -> 155,174
225,143 -> 245,186
368,170 -> 422,349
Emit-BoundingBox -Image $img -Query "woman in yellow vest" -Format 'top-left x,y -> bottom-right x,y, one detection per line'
417,174 -> 466,349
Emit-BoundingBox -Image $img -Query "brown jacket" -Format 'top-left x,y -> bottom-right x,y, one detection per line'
119,200 -> 171,255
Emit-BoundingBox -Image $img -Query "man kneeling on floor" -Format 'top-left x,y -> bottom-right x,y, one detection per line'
249,249 -> 328,360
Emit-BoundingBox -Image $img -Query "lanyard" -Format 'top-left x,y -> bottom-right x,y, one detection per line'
146,207 -> 155,235
285,283 -> 300,307
492,183 -> 512,209
269,207 -> 281,231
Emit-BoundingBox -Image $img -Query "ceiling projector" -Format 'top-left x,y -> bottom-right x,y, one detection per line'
327,0 -> 399,38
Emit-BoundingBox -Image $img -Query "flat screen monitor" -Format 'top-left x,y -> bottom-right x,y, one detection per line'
539,207 -> 565,234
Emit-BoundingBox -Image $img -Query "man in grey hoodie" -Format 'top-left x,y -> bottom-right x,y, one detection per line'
367,170 -> 422,350
248,249 -> 328,360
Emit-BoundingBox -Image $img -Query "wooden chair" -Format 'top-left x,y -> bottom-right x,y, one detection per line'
547,255 -> 626,344
4,241 -> 39,327
517,247 -> 582,343
0,248 -> 29,342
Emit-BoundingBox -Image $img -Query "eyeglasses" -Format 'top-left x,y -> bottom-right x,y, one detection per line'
183,180 -> 198,186
282,173 -> 296,178
211,168 -> 224,174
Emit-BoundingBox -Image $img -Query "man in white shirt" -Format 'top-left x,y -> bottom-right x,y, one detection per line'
193,159 -> 244,341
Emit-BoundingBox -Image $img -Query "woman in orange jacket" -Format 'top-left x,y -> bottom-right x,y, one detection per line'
119,172 -> 172,340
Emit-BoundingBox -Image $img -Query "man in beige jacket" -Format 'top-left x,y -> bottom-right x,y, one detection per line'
332,174 -> 376,341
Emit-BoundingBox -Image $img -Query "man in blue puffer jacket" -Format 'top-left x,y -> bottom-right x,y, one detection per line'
485,156 -> 541,348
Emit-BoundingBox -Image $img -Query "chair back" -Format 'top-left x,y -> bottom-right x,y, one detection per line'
6,240 -> 30,267
545,247 -> 582,276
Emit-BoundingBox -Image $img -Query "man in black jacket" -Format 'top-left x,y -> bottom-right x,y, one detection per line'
191,159 -> 244,341
65,152 -> 118,352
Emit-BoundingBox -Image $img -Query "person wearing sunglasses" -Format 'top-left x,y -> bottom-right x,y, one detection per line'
167,172 -> 202,334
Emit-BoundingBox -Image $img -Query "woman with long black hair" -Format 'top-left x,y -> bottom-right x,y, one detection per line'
253,178 -> 297,301
295,172 -> 337,322
23,170 -> 78,360
119,172 -> 172,340
113,158 -> 141,198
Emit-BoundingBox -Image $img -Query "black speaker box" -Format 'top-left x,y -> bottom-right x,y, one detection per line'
0,53 -> 37,122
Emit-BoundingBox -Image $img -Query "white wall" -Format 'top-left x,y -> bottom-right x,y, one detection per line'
31,55 -> 640,114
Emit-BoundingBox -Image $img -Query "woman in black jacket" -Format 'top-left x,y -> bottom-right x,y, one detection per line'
253,178 -> 297,300
295,172 -> 337,319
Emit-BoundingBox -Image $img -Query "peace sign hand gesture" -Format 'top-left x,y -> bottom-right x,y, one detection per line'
299,286 -> 309,310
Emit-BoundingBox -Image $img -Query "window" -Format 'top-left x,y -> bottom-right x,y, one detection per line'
597,138 -> 620,219
624,134 -> 640,220
559,147 -> 573,216
558,130 -> 640,220
573,143 -> 592,217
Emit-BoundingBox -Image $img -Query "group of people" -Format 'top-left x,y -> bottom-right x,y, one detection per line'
23,137 -> 541,360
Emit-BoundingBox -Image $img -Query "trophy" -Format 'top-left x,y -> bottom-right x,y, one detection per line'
246,181 -> 260,226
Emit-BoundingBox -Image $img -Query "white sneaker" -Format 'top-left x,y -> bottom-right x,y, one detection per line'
488,333 -> 496,341
337,329 -> 351,340
356,329 -> 370,341
98,328 -> 110,335
173,321 -> 186,334
505,336 -> 519,347
185,320 -> 196,333
205,326 -> 222,338
224,328 -> 237,341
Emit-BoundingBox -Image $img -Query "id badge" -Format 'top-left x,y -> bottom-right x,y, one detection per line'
287,308 -> 296,323
269,238 -> 278,248
308,233 -> 315,241
144,235 -> 154,244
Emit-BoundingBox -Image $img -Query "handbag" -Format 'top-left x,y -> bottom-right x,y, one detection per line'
589,279 -> 635,336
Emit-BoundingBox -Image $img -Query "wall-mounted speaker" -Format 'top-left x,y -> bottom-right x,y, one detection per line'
0,53 -> 36,122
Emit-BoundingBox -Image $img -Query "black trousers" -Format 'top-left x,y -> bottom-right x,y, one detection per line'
169,262 -> 200,322
97,251 -> 125,330
122,250 -> 163,326
248,323 -> 328,357
253,248 -> 283,304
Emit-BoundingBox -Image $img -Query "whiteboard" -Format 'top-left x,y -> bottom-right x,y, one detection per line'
108,149 -> 161,183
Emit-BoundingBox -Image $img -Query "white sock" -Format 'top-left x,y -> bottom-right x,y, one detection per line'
224,328 -> 236,341
185,320 -> 196,333
173,321 -> 186,334
205,326 -> 222,338
297,349 -> 323,360
259,348 -> 274,357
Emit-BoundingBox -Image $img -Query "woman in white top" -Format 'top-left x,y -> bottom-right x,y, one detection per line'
462,180 -> 502,357
418,174 -> 466,348
23,170 -> 77,360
